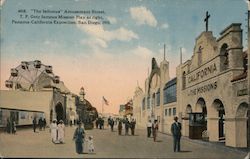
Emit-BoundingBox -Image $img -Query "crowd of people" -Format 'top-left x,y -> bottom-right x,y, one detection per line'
50,119 -> 65,144
95,116 -> 137,136
3,115 -> 182,154
5,118 -> 16,134
32,117 -> 46,133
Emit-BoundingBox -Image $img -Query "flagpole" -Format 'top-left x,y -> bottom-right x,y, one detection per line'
102,97 -> 104,115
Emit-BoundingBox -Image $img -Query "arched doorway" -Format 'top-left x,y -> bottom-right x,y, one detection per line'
236,102 -> 249,147
55,103 -> 64,122
196,98 -> 207,125
189,98 -> 207,139
212,99 -> 225,141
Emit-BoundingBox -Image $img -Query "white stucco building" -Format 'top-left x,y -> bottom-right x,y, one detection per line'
133,23 -> 249,148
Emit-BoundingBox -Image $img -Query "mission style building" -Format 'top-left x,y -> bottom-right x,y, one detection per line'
133,22 -> 249,148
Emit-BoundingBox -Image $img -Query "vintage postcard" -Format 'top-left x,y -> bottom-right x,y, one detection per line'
0,0 -> 249,158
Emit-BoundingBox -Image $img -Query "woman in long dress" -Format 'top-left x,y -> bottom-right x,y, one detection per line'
73,122 -> 85,154
50,119 -> 58,143
58,120 -> 65,143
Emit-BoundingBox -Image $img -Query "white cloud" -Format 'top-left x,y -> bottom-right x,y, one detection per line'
107,16 -> 117,24
130,6 -> 157,27
0,0 -> 5,6
244,0 -> 250,9
131,46 -> 154,59
81,38 -> 108,49
161,23 -> 169,29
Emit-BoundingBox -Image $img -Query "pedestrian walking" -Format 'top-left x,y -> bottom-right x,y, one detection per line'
101,118 -> 104,129
86,136 -> 94,153
38,117 -> 43,131
110,118 -> 114,131
58,120 -> 65,143
9,118 -> 13,134
147,120 -> 152,137
118,120 -> 122,135
6,118 -> 10,133
171,116 -> 182,152
73,122 -> 85,154
50,119 -> 58,143
32,117 -> 37,133
130,119 -> 136,135
12,121 -> 16,134
125,118 -> 130,135
152,120 -> 158,142
42,118 -> 46,130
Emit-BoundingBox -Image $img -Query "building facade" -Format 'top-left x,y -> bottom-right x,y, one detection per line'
133,23 -> 249,148
1,60 -> 75,128
133,57 -> 178,133
177,24 -> 248,148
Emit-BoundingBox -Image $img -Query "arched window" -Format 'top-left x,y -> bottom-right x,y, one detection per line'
156,89 -> 160,106
220,43 -> 229,71
152,93 -> 155,107
197,46 -> 203,66
142,98 -> 145,110
147,96 -> 150,109
182,71 -> 186,90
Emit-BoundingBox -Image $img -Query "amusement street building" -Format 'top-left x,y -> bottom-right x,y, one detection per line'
0,60 -> 97,129
133,23 -> 249,148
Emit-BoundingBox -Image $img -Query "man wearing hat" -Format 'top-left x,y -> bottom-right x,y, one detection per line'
171,116 -> 182,152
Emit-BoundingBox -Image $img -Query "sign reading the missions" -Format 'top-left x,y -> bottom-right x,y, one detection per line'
188,63 -> 217,83
188,81 -> 217,96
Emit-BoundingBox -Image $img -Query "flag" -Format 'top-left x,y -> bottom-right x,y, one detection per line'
103,96 -> 109,105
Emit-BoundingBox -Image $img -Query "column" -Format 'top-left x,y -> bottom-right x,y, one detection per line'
207,117 -> 219,141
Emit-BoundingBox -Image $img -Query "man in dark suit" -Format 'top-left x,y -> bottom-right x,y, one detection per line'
32,117 -> 37,133
171,116 -> 182,152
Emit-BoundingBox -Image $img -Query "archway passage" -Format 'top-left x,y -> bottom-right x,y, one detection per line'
217,102 -> 225,140
55,103 -> 64,122
236,102 -> 249,147
189,98 -> 207,139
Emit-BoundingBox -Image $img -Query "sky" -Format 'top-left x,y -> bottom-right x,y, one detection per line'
0,0 -> 248,114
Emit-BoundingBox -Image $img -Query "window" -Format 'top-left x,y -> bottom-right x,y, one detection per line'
164,78 -> 177,104
165,109 -> 168,116
169,108 -> 172,116
147,96 -> 150,109
197,46 -> 203,66
182,71 -> 186,90
173,108 -> 176,116
156,89 -> 160,106
142,98 -> 145,110
152,93 -> 155,107
157,116 -> 160,123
